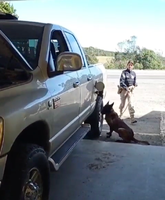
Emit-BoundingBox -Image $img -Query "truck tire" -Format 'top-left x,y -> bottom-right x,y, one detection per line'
0,143 -> 50,200
84,96 -> 103,139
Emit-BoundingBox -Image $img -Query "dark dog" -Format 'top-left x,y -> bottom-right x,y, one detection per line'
101,101 -> 150,145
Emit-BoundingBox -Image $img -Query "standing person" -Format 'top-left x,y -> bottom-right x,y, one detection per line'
118,60 -> 137,123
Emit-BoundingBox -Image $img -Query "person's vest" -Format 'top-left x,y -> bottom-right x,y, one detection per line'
122,69 -> 136,87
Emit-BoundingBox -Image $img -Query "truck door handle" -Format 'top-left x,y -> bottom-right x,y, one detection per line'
87,76 -> 92,81
48,100 -> 53,107
73,81 -> 80,88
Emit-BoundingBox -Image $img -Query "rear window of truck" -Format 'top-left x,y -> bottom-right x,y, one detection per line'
0,23 -> 44,69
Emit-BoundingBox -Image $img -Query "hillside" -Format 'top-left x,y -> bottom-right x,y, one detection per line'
83,46 -> 114,57
83,46 -> 165,70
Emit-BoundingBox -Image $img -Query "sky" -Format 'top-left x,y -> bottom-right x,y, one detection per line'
10,0 -> 165,55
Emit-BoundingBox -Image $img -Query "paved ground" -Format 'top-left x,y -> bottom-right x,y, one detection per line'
49,70 -> 165,200
101,70 -> 165,146
50,140 -> 165,200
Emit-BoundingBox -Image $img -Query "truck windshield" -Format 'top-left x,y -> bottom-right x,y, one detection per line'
0,23 -> 44,70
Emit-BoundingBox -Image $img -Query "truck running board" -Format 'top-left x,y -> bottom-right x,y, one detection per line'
48,124 -> 91,171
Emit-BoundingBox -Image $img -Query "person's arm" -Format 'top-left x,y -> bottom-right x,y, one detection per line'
133,72 -> 138,86
119,71 -> 128,90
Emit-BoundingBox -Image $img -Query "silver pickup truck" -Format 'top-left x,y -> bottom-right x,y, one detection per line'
0,16 -> 107,200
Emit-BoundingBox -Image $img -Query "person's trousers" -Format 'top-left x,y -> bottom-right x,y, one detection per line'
119,87 -> 135,119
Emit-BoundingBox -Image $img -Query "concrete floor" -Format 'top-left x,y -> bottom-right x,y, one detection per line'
49,140 -> 165,200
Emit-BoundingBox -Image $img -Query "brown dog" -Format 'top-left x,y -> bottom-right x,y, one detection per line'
101,101 -> 150,145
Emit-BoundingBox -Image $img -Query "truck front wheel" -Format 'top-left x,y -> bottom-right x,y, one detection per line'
0,144 -> 50,200
84,96 -> 103,139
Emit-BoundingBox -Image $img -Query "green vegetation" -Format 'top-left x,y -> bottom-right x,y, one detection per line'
0,2 -> 18,18
83,36 -> 165,70
83,46 -> 114,65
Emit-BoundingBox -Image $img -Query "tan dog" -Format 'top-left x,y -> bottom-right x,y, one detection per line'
101,101 -> 150,145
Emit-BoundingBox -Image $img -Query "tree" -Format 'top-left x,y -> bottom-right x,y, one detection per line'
140,48 -> 163,69
117,36 -> 138,54
85,54 -> 98,65
117,42 -> 124,52
0,2 -> 18,18
105,35 -> 165,70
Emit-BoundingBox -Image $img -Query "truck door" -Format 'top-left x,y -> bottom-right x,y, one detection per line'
46,30 -> 81,153
64,31 -> 94,123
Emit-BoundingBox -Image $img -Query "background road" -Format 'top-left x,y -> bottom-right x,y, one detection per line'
106,69 -> 165,81
107,74 -> 165,80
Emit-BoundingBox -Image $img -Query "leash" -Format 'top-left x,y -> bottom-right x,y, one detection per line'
120,92 -> 129,116
120,89 -> 132,117
119,85 -> 136,117
120,100 -> 129,116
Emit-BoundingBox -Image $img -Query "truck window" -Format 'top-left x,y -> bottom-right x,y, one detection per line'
0,23 -> 44,70
48,30 -> 69,73
64,32 -> 85,67
50,30 -> 68,56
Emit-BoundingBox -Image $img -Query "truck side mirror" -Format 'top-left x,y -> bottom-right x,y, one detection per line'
56,51 -> 83,72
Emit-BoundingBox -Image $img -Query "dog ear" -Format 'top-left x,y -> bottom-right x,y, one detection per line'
111,102 -> 114,107
106,101 -> 109,105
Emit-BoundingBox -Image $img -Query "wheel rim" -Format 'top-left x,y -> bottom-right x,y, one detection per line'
23,168 -> 43,200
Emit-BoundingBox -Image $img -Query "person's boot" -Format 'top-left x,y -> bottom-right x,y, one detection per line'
119,110 -> 122,118
131,116 -> 137,124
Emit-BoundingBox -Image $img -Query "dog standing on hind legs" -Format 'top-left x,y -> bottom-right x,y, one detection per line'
101,101 -> 150,145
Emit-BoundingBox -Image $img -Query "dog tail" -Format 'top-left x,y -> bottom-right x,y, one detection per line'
132,138 -> 150,145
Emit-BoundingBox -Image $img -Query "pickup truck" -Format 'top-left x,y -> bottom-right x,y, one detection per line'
0,14 -> 107,200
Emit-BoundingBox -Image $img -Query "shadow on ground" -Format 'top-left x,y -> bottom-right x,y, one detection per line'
99,110 -> 163,146
49,140 -> 165,200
